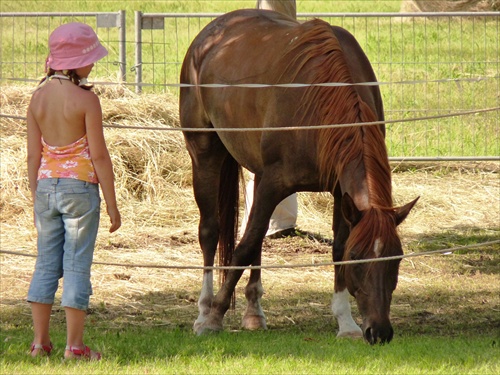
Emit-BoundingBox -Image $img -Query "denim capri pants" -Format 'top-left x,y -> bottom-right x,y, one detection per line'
27,178 -> 101,311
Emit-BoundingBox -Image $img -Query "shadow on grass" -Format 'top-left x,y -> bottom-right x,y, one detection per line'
405,226 -> 499,275
2,277 -> 497,339
1,276 -> 498,371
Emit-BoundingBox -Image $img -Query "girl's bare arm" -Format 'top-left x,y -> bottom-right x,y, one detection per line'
26,105 -> 42,202
84,92 -> 121,233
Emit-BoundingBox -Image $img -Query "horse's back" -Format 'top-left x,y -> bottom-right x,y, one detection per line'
181,9 -> 382,122
181,9 -> 352,125
181,9 -> 303,86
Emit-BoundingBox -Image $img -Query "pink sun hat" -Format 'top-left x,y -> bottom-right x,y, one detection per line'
46,22 -> 108,71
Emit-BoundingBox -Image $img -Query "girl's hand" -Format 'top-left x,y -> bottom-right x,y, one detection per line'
107,206 -> 121,233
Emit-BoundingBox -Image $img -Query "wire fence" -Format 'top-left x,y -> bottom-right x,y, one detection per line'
0,12 -> 127,81
2,239 -> 498,270
1,11 -> 499,160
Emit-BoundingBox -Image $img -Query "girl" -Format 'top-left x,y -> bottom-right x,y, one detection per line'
26,22 -> 121,360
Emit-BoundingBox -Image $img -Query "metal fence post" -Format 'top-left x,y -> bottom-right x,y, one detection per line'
135,11 -> 142,94
118,10 -> 126,82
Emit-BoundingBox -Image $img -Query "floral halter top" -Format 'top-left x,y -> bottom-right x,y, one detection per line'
37,135 -> 98,183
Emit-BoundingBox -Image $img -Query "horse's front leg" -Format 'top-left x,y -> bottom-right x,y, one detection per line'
332,276 -> 363,338
194,227 -> 267,333
194,269 -> 214,333
206,174 -> 280,333
331,186 -> 363,338
204,239 -> 266,333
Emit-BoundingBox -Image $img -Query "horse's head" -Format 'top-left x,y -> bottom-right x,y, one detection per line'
341,193 -> 418,344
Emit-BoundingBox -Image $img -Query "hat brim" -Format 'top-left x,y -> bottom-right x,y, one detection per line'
48,44 -> 108,71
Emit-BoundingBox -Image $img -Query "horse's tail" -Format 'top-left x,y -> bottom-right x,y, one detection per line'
217,153 -> 241,293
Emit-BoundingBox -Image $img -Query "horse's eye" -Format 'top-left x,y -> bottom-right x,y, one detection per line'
349,251 -> 357,260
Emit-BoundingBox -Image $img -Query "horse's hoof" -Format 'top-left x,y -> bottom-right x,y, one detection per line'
193,322 -> 203,334
242,315 -> 267,330
193,316 -> 206,333
337,330 -> 363,339
194,317 -> 224,336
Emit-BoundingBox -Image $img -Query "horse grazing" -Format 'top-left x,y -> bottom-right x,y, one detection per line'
180,9 -> 418,344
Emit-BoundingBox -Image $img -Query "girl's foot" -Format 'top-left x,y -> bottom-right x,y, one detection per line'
64,345 -> 101,361
30,342 -> 53,357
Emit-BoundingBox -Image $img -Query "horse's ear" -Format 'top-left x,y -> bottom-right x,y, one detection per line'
341,193 -> 362,227
395,197 -> 420,226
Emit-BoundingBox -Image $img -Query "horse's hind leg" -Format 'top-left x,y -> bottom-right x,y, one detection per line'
241,176 -> 267,330
242,253 -> 267,330
184,131 -> 229,334
240,173 -> 292,330
331,185 -> 363,338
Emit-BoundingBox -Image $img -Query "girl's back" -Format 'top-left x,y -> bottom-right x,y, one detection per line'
29,77 -> 95,147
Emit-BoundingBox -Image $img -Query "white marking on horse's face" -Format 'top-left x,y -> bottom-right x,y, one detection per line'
373,238 -> 383,258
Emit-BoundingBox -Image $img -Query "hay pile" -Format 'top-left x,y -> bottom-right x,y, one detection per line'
400,0 -> 499,12
0,84 -> 197,238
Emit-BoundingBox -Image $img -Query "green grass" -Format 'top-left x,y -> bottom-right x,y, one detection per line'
1,325 -> 499,374
0,5 -> 498,370
0,1 -> 402,14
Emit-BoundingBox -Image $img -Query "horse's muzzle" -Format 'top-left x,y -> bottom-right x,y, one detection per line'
363,321 -> 394,345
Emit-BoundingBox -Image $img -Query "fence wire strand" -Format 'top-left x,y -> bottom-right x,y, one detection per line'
2,106 -> 499,135
2,74 -> 498,87
1,240 -> 498,271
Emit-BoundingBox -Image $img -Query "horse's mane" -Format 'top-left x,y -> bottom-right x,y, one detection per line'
279,19 -> 392,207
280,19 -> 399,258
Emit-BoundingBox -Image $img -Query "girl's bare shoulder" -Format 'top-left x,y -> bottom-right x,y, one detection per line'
66,84 -> 101,111
30,80 -> 99,104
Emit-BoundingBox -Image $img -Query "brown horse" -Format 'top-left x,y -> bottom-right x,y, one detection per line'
180,9 -> 418,344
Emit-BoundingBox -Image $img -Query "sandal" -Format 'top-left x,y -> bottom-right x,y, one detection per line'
30,342 -> 53,357
65,345 -> 101,361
